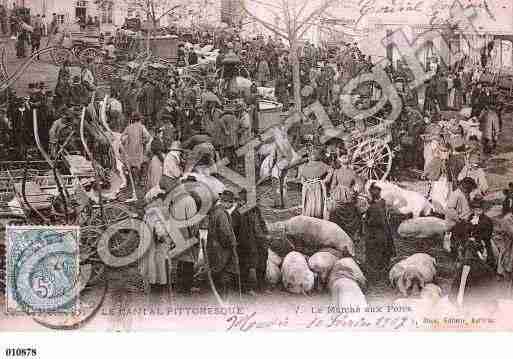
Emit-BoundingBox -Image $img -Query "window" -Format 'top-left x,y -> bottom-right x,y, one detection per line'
56,14 -> 65,24
101,1 -> 113,24
75,0 -> 88,22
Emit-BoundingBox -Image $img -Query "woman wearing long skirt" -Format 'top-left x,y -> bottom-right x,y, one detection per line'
328,154 -> 363,239
299,150 -> 331,220
145,135 -> 165,192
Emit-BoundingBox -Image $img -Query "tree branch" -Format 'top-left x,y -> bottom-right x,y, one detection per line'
239,1 -> 289,39
156,5 -> 182,21
296,0 -> 336,39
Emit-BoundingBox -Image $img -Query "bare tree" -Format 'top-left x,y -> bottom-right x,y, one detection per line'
131,0 -> 183,29
240,0 -> 339,110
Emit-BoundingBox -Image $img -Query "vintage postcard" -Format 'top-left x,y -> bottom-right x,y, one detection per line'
0,0 -> 513,336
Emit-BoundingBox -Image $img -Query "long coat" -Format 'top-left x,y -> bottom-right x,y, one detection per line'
232,206 -> 269,290
479,109 -> 499,141
206,204 -> 238,274
122,122 -> 151,169
364,199 -> 395,274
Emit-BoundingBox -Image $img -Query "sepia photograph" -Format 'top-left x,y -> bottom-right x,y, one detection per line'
0,0 -> 512,343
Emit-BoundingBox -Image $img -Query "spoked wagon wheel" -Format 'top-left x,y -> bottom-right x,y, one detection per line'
351,138 -> 393,181
96,64 -> 116,82
50,47 -> 74,67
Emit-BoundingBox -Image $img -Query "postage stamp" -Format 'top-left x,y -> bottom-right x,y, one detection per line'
5,226 -> 81,314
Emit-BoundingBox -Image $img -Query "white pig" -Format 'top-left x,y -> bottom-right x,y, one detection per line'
389,253 -> 437,297
281,251 -> 315,294
397,217 -> 455,239
268,216 -> 354,257
308,251 -> 339,287
266,249 -> 283,285
365,181 -> 433,217
328,258 -> 367,308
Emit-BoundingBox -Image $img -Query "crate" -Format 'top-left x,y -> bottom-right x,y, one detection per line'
257,100 -> 283,133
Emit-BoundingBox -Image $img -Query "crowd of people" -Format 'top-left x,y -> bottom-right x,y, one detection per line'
1,16 -> 511,304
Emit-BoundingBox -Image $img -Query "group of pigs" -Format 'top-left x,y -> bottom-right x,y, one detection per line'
265,214 -> 447,307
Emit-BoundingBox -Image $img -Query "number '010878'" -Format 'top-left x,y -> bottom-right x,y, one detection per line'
5,348 -> 37,357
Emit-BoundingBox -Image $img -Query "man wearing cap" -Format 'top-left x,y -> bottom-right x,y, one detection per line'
156,99 -> 179,135
457,154 -> 488,199
446,177 -> 476,257
206,190 -> 240,298
80,58 -> 96,100
49,106 -> 79,157
234,188 -> 269,293
468,196 -> 495,270
169,176 -> 201,295
70,76 -> 88,106
121,112 -> 152,185
137,80 -> 156,128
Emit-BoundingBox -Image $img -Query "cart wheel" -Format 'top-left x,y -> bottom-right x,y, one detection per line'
108,228 -> 141,258
50,47 -> 73,67
80,226 -> 102,262
96,64 -> 116,82
351,138 -> 392,181
78,47 -> 102,65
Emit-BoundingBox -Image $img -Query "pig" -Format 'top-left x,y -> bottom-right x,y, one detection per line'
328,258 -> 367,308
281,251 -> 315,294
308,251 -> 339,288
267,216 -> 354,258
397,217 -> 455,239
266,249 -> 283,285
365,181 -> 433,217
389,253 -> 437,297
266,261 -> 282,285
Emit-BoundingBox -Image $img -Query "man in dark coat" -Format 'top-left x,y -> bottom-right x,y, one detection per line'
469,196 -> 495,271
70,76 -> 89,106
364,183 -> 395,283
232,189 -> 269,294
436,74 -> 448,111
31,25 -> 42,59
206,191 -> 240,298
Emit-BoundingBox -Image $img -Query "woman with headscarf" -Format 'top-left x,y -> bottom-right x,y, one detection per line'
145,129 -> 166,192
299,148 -> 332,220
328,153 -> 364,239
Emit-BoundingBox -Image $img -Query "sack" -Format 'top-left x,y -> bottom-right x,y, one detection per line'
443,231 -> 452,253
